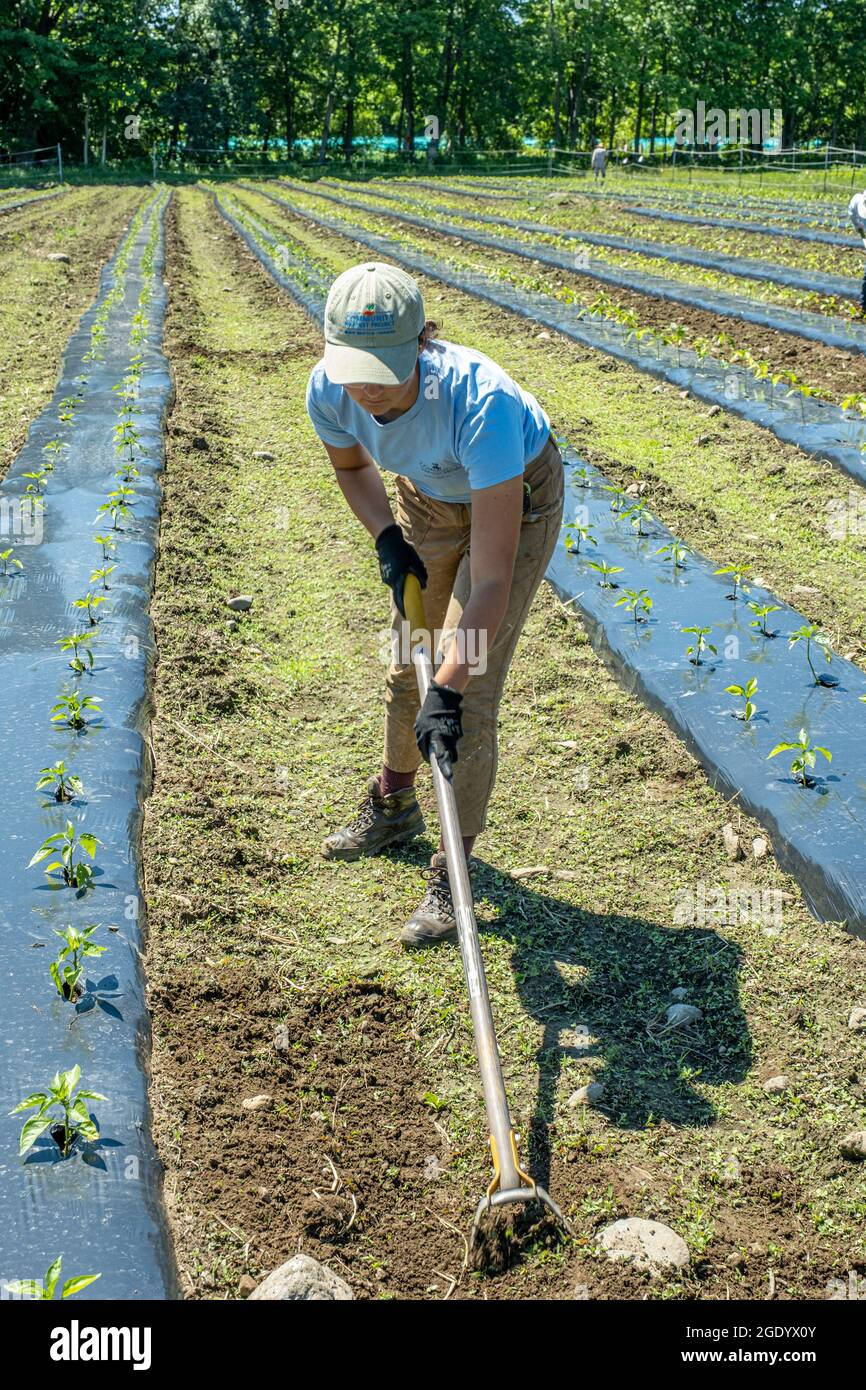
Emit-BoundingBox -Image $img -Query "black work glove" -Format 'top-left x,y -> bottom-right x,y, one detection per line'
375,523 -> 427,618
414,681 -> 463,781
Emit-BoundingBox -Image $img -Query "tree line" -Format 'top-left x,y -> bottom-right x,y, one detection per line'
1,0 -> 864,164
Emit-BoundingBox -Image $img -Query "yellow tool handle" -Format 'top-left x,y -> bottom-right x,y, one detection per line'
402,572 -> 427,636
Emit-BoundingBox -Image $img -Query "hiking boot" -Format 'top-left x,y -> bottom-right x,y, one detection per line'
321,776 -> 424,861
400,852 -> 477,949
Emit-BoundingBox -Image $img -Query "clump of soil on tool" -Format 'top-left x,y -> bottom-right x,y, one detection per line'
471,1205 -> 564,1275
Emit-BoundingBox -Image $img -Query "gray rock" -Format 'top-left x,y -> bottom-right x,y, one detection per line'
568,1082 -> 606,1108
242,1094 -> 273,1112
665,1003 -> 703,1028
249,1254 -> 353,1301
273,1022 -> 292,1054
762,1075 -> 789,1095
226,594 -> 253,612
722,822 -> 743,861
847,1007 -> 866,1032
227,619 -> 239,633
718,1155 -> 741,1186
670,986 -> 688,1002
238,1274 -> 257,1298
253,450 -> 275,460
838,1130 -> 866,1161
599,1218 -> 690,1274
47,252 -> 70,263
752,836 -> 769,860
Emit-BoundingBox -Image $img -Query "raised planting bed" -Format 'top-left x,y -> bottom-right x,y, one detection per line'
239,189 -> 866,489
630,204 -> 862,249
272,181 -> 866,355
321,180 -> 860,301
0,189 -> 177,1300
547,454 -> 866,936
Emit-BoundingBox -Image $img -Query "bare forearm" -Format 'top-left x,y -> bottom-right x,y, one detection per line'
435,579 -> 510,692
333,462 -> 394,539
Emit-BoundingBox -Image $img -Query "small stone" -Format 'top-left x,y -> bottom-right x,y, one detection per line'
766,463 -> 785,477
625,482 -> 641,496
273,1022 -> 292,1054
599,1218 -> 690,1274
238,1274 -> 257,1297
697,434 -> 712,446
752,836 -> 768,860
707,405 -> 721,417
535,330 -> 551,341
572,1283 -> 591,1299
679,390 -> 690,399
253,450 -> 275,460
848,1008 -> 866,1032
665,1003 -> 703,1028
47,252 -> 70,263
762,1075 -> 788,1094
838,1130 -> 866,1161
242,1094 -> 273,1112
791,584 -> 820,596
727,1250 -> 746,1268
423,1154 -> 443,1181
568,1082 -> 606,1108
249,1254 -> 353,1301
722,822 -> 743,861
227,595 -> 253,612
227,619 -> 239,632
670,987 -> 688,1002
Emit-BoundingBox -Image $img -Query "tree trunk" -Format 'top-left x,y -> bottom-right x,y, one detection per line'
633,52 -> 647,153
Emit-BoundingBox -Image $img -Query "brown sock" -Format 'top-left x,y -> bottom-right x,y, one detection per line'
378,766 -> 418,797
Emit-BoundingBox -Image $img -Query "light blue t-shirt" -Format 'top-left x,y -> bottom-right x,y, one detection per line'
305,340 -> 550,504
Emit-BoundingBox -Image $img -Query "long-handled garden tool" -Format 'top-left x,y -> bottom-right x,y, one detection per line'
402,574 -> 570,1248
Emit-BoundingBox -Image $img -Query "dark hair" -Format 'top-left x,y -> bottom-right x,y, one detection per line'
418,319 -> 442,350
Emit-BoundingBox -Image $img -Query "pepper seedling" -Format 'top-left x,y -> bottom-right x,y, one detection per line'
94,533 -> 117,561
602,484 -> 628,513
23,469 -> 49,495
788,624 -> 836,686
725,677 -> 758,722
683,625 -> 717,666
747,601 -> 781,638
10,1065 -> 105,1157
5,1256 -> 100,1301
655,541 -> 690,570
50,691 -> 102,730
615,588 -> 653,623
587,559 -> 624,589
36,761 -> 84,803
564,524 -> 596,555
767,727 -> 832,787
0,548 -> 23,576
623,501 -> 651,536
94,500 -> 130,531
714,564 -> 751,601
57,631 -> 95,674
72,592 -> 106,626
50,924 -> 106,1001
90,565 -> 116,591
28,821 -> 101,889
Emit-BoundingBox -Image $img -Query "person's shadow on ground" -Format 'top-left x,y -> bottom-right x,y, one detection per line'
469,860 -> 752,1192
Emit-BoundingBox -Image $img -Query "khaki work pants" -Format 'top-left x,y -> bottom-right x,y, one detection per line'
384,433 -> 565,836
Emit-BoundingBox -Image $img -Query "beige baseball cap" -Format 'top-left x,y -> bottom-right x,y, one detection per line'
323,262 -> 425,386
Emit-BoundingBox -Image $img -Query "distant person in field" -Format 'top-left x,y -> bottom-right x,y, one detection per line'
591,142 -> 607,181
306,263 -> 563,947
849,188 -> 866,316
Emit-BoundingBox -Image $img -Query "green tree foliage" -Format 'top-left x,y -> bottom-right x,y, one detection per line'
0,0 -> 863,162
